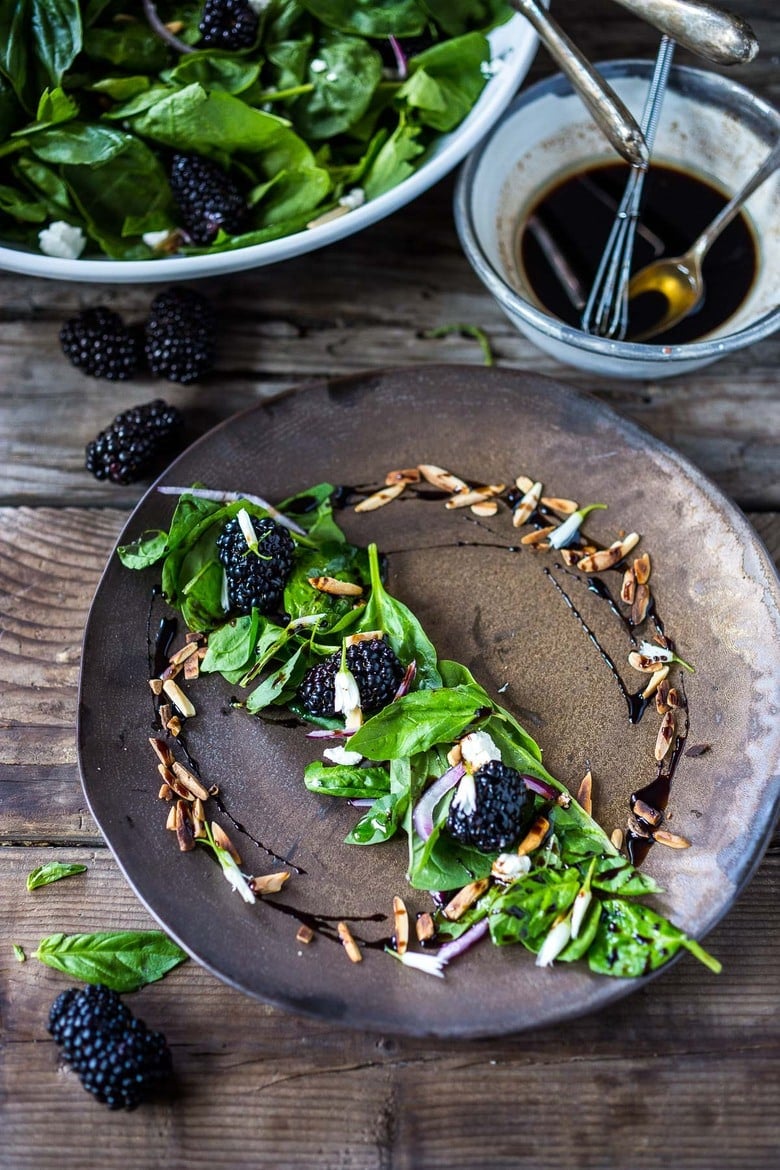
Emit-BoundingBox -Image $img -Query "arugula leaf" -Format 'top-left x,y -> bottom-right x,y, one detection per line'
34,930 -> 188,991
588,899 -> 721,977
489,870 -> 581,951
304,760 -> 390,798
26,861 -> 87,890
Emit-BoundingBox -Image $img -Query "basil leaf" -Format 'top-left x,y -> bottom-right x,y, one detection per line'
588,899 -> 721,977
26,861 -> 87,890
346,684 -> 485,761
34,930 -> 187,991
304,760 -> 390,798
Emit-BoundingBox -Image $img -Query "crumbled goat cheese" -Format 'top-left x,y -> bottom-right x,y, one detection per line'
38,222 -> 86,260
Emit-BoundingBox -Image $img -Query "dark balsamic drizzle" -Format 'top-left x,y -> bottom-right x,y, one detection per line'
258,899 -> 387,947
211,794 -> 306,875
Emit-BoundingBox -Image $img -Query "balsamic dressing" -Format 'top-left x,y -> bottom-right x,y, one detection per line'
517,161 -> 757,344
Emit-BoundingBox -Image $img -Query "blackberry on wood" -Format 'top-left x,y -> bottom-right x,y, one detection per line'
199,0 -> 259,50
60,306 -> 139,380
298,639 -> 404,717
48,984 -> 172,1110
217,515 -> 296,614
144,287 -> 216,384
85,399 -> 184,485
169,152 -> 247,246
446,760 -> 532,853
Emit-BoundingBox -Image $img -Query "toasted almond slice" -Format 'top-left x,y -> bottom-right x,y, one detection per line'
631,583 -> 651,626
158,702 -> 172,731
165,804 -> 178,831
445,484 -> 505,510
165,19 -> 185,33
307,205 -> 351,229
183,654 -> 200,681
517,815 -> 550,856
393,895 -> 409,956
162,678 -> 196,719
171,761 -> 210,802
520,525 -> 555,546
166,714 -> 182,737
169,641 -> 200,667
667,687 -> 682,709
337,921 -> 363,963
652,828 -> 691,849
577,770 -> 593,815
515,474 -> 535,493
512,480 -> 542,527
442,878 -> 490,921
471,500 -> 499,517
191,797 -> 207,837
211,821 -> 241,865
308,575 -> 364,597
628,651 -> 667,673
345,630 -> 382,646
185,631 -> 203,644
250,872 -> 290,895
418,464 -> 469,494
175,800 -> 195,852
655,711 -> 676,761
354,481 -> 406,512
621,567 -> 636,605
610,828 -> 624,851
541,496 -> 578,516
642,665 -> 669,699
656,679 -> 671,715
577,533 -> 640,574
158,783 -> 173,801
633,553 -> 651,585
149,677 -> 164,695
560,548 -> 581,566
415,912 -> 435,943
385,467 -> 421,485
149,737 -> 174,767
447,742 -> 463,767
296,924 -> 315,944
627,812 -> 652,839
632,798 -> 663,827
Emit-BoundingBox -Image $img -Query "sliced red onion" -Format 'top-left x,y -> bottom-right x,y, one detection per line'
156,485 -> 306,535
394,660 -> 417,700
436,919 -> 490,965
388,35 -> 408,78
349,798 -> 375,808
521,774 -> 559,801
412,762 -> 465,842
305,728 -> 350,740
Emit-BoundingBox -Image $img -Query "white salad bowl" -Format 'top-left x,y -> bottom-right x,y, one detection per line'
0,16 -> 538,284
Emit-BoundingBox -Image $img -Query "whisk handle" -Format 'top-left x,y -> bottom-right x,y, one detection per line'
610,0 -> 758,66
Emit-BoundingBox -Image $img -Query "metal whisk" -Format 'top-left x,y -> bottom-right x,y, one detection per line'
580,35 -> 676,340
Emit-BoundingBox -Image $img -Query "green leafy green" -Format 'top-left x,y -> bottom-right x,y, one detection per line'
33,930 -> 188,991
304,760 -> 391,798
346,685 -> 485,760
588,900 -> 721,977
26,861 -> 87,890
13,943 -> 26,962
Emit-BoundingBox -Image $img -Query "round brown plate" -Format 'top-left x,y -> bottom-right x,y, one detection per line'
78,366 -> 780,1037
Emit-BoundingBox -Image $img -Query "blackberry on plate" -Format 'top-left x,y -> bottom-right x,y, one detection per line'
144,287 -> 216,385
446,760 -> 532,853
48,984 -> 172,1110
85,399 -> 184,485
199,0 -> 259,50
169,152 -> 248,246
298,639 -> 404,717
217,514 -> 296,614
60,306 -> 139,381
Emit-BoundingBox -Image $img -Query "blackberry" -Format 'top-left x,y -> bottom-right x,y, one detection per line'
60,306 -> 139,381
85,399 -> 184,485
446,760 -> 532,853
217,514 -> 296,614
144,287 -> 216,384
199,0 -> 259,50
48,984 -> 172,1110
169,152 -> 248,246
298,639 -> 404,717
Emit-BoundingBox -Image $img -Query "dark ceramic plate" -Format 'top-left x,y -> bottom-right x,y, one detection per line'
78,366 -> 780,1037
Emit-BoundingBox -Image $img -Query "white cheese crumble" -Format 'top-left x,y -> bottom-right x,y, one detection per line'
338,187 -> 365,211
38,221 -> 86,260
460,730 -> 502,772
142,229 -> 172,250
310,58 -> 327,73
247,0 -> 271,12
323,746 -> 363,766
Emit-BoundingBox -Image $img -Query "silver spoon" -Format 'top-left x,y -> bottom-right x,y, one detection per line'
627,138 -> 780,340
608,0 -> 759,66
509,0 -> 648,167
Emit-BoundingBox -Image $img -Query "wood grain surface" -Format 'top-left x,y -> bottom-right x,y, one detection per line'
1,2 -> 778,1167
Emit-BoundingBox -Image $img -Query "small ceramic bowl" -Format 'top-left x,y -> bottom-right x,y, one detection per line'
454,60 -> 780,379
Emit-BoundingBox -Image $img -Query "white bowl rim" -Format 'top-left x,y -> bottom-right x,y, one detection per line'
0,15 -> 538,284
454,59 -> 780,364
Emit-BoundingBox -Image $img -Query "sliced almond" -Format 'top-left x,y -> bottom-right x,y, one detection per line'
560,548 -> 581,567
250,872 -> 290,895
337,921 -> 363,963
165,803 -> 178,831
655,710 -> 676,761
652,828 -> 691,849
415,912 -> 435,943
183,654 -> 200,681
631,583 -> 651,627
162,678 -> 196,719
166,714 -> 182,737
418,464 -> 469,494
191,797 -> 207,838
515,474 -> 535,493
642,665 -> 669,699
541,496 -> 578,516
610,828 -> 624,851
158,702 -> 172,731
633,553 -> 651,585
211,821 -> 241,865
169,641 -> 200,667
512,480 -> 542,527
656,679 -> 671,715
171,761 -> 210,802
628,651 -> 668,673
577,770 -> 593,815
354,481 -> 406,512
471,500 -> 499,517
149,678 -> 164,695
385,467 -> 421,486
632,798 -> 663,827
517,815 -> 550,856
520,525 -> 555,546
175,800 -> 195,852
345,630 -> 382,646
442,878 -> 490,921
444,484 -> 505,510
667,687 -> 682,709
158,783 -> 173,801
621,567 -> 636,605
393,895 -> 409,956
447,742 -> 463,767
308,575 -> 364,597
149,737 -> 174,767
296,924 -> 315,945
577,534 -> 640,574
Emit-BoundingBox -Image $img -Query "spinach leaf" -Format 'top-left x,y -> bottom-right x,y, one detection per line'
407,816 -> 493,891
292,35 -> 383,140
298,1 -> 427,38
34,930 -> 187,991
400,33 -> 489,132
304,760 -> 390,798
200,611 -> 260,675
29,122 -> 130,165
420,0 -> 512,36
362,113 -> 424,200
346,684 -> 484,761
117,528 -> 169,570
246,644 -> 306,712
26,861 -> 87,890
345,790 -> 408,845
30,0 -> 83,89
557,899 -> 602,963
163,52 -> 261,95
588,899 -> 721,977
358,543 -> 440,688
83,23 -> 169,72
589,855 -> 663,897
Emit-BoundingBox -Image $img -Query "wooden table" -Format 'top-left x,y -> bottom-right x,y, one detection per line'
2,4 -> 778,1167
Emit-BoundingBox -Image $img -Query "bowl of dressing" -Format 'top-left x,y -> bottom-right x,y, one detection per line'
454,60 -> 780,379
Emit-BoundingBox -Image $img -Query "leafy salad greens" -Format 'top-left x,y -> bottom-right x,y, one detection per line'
0,0 -> 512,259
118,482 -> 720,979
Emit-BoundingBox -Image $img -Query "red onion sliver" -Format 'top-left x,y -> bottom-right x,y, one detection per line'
412,762 -> 465,842
394,660 -> 417,700
437,919 -> 490,965
521,774 -> 559,800
306,728 -> 350,740
349,798 -> 375,808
